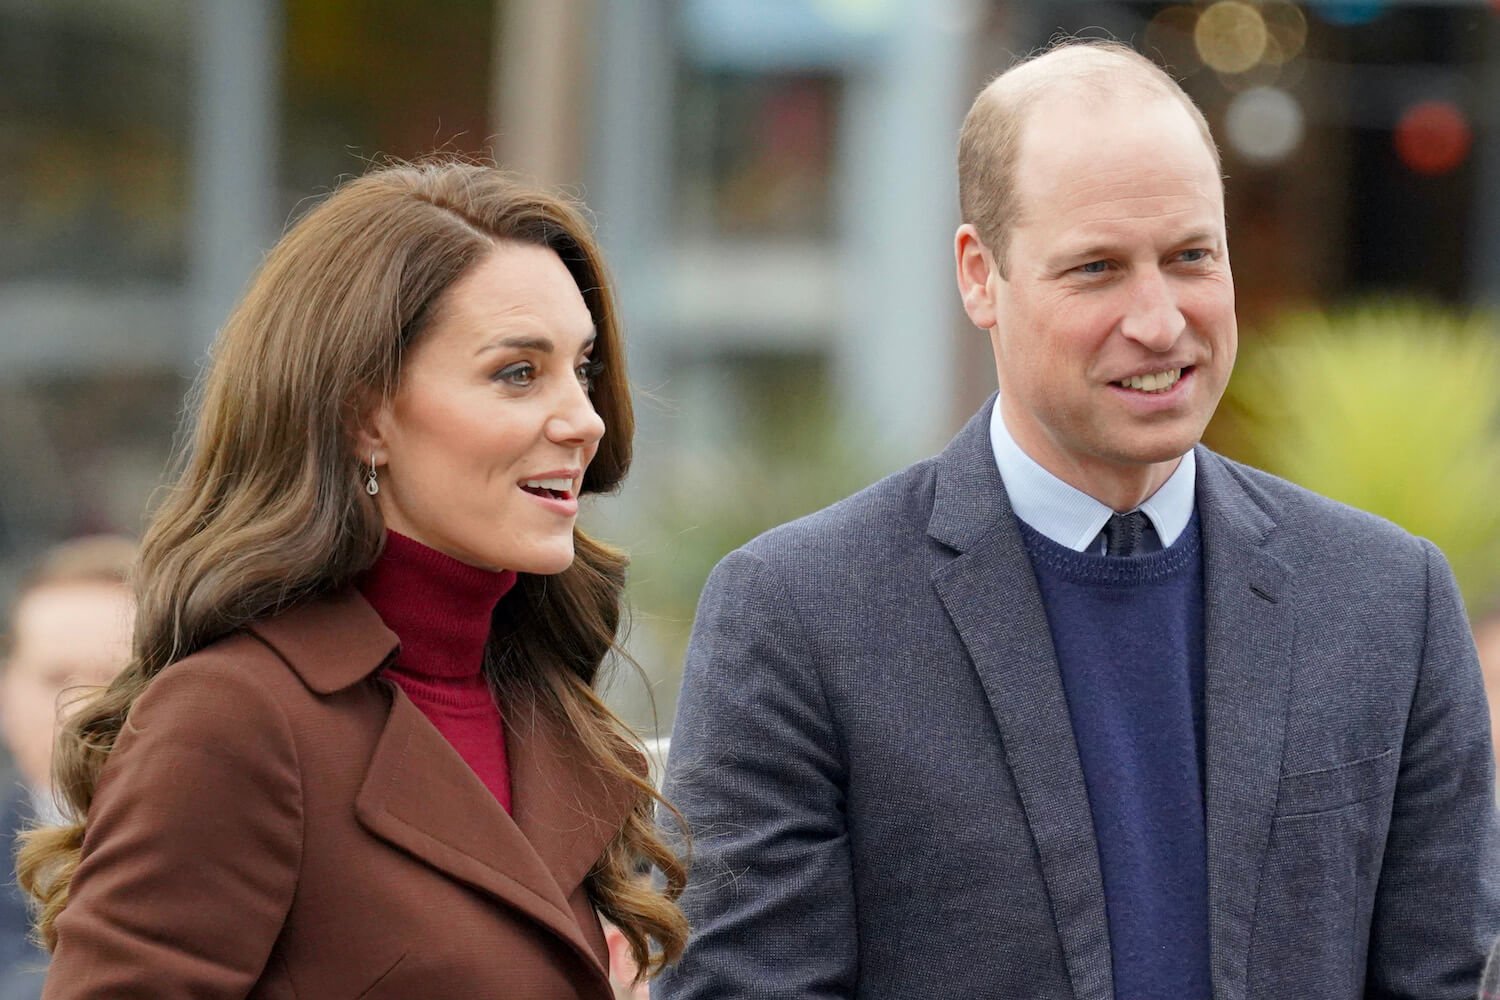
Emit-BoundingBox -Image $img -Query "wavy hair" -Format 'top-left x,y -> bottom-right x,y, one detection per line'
17,159 -> 687,977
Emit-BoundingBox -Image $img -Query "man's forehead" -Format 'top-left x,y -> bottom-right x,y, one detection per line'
1015,95 -> 1222,195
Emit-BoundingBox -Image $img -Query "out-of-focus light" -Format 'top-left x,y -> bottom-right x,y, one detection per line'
1145,6 -> 1204,77
1196,1 -> 1268,75
1226,87 -> 1304,164
1394,100 -> 1472,176
1218,61 -> 1284,92
1260,2 -> 1308,65
1308,0 -> 1388,26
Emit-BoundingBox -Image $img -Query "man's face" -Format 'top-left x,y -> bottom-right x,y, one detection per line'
974,94 -> 1236,503
1,582 -> 132,792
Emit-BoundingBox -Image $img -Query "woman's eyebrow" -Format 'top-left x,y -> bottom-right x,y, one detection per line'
476,335 -> 554,356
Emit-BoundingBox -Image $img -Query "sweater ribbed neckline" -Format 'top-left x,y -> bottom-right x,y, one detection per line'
1017,510 -> 1202,586
356,531 -> 517,706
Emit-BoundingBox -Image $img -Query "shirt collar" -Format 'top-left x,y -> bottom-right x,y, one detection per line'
988,398 -> 1197,552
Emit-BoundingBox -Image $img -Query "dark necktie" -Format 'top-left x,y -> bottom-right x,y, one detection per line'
1101,510 -> 1151,557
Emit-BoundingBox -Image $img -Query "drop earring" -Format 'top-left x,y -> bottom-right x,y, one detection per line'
365,453 -> 380,496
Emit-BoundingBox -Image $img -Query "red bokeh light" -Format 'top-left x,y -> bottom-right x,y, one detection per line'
1394,100 -> 1472,176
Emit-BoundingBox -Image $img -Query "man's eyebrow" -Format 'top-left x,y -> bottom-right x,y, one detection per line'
1049,230 -> 1222,266
1172,229 -> 1221,248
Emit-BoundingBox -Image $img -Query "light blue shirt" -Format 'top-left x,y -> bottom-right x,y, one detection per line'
988,398 -> 1196,554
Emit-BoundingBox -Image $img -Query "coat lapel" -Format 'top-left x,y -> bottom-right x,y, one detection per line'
929,400 -> 1114,1000
504,694 -> 643,899
1195,448 -> 1294,1000
252,588 -> 627,991
353,686 -> 617,984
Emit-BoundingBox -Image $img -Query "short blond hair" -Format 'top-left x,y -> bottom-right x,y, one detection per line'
957,38 -> 1221,276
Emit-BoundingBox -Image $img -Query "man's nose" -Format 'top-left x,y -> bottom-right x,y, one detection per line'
1118,269 -> 1187,351
547,378 -> 606,446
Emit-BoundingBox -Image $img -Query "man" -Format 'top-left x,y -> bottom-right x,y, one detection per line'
656,39 -> 1500,1000
0,536 -> 134,1000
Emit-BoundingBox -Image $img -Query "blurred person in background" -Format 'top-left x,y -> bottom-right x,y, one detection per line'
0,535 -> 134,1000
659,38 -> 1498,1000
18,160 -> 686,999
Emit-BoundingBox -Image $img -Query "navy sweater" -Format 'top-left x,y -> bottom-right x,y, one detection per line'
1019,512 -> 1211,1000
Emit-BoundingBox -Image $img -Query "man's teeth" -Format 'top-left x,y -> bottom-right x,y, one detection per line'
523,478 -> 572,494
1118,368 -> 1182,392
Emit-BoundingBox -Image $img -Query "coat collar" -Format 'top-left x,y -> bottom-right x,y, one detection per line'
248,587 -> 632,996
927,399 -> 1296,1000
247,587 -> 399,694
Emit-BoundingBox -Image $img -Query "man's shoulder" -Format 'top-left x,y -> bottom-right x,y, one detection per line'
1201,448 -> 1430,567
736,454 -> 944,574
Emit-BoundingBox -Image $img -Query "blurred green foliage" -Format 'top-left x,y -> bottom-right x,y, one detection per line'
1212,303 -> 1500,612
615,356 -> 881,720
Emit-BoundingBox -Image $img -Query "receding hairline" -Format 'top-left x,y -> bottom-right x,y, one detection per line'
956,40 -> 1221,274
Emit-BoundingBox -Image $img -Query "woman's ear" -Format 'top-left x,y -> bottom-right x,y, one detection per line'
351,390 -> 392,470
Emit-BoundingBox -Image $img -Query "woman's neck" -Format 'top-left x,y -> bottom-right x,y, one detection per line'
356,530 -> 517,679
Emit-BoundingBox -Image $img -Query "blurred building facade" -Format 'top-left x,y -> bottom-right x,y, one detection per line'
4,0 -> 1499,719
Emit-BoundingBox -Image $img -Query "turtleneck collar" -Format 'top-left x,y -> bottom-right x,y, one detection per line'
356,530 -> 518,680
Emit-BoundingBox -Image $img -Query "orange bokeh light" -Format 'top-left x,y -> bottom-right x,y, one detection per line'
1394,100 -> 1472,176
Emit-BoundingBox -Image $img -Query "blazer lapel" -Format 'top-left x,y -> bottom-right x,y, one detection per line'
929,400 -> 1114,1000
1195,448 -> 1294,1000
354,683 -> 617,986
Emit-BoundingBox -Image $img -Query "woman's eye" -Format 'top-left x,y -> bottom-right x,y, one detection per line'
577,359 -> 603,388
495,363 -> 536,387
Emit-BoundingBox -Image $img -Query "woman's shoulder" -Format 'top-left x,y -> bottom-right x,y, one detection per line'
126,588 -> 396,741
124,631 -> 303,748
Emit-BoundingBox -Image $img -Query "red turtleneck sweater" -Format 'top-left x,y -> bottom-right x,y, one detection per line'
357,530 -> 517,814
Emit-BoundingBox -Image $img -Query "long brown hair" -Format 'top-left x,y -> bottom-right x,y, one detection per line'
17,159 -> 688,975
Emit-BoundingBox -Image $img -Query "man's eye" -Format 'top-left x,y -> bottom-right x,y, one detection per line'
1179,249 -> 1211,264
495,363 -> 536,386
1078,260 -> 1110,275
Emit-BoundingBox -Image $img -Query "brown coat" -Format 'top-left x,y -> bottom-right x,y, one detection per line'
44,589 -> 633,999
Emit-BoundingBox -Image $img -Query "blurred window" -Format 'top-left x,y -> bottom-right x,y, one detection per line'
673,70 -> 841,239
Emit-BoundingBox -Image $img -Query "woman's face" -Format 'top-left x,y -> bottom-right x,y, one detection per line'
365,241 -> 606,574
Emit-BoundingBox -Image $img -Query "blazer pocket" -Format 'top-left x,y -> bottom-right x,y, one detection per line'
353,951 -> 409,1000
1274,747 -> 1398,818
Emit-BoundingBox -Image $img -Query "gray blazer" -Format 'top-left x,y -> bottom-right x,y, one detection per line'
657,399 -> 1500,1000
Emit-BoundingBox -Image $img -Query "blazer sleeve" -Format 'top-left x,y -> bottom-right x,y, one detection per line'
654,548 -> 856,1000
1365,540 -> 1500,998
44,657 -> 302,999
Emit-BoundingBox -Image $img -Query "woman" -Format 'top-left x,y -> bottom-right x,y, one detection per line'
18,160 -> 687,999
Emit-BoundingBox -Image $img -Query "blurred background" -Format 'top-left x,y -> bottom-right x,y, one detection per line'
3,0 -> 1500,744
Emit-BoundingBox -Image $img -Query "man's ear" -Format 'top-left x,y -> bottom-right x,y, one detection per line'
955,224 -> 1001,332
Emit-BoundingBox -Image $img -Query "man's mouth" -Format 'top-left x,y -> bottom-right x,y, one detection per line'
1114,367 -> 1188,393
520,477 -> 574,501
